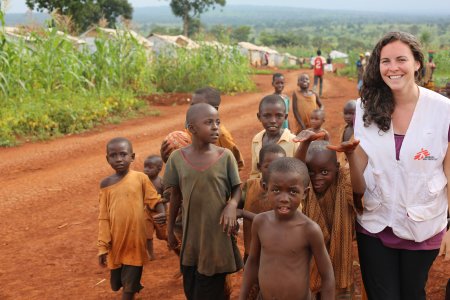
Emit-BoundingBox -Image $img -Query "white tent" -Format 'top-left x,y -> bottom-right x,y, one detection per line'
329,50 -> 348,59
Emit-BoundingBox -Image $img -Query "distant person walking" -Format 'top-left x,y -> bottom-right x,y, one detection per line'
312,49 -> 326,97
421,51 -> 436,90
356,53 -> 366,91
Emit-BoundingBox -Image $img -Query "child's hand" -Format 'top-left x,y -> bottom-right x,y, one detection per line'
220,202 -> 238,235
327,140 -> 360,154
153,212 -> 166,224
160,140 -> 172,163
98,253 -> 107,267
167,231 -> 179,251
236,208 -> 244,218
293,130 -> 326,142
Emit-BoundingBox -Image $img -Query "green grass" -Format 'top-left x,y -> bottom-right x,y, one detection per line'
250,68 -> 273,75
433,50 -> 450,87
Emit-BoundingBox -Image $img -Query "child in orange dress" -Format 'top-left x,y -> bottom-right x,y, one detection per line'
290,73 -> 323,135
98,137 -> 164,299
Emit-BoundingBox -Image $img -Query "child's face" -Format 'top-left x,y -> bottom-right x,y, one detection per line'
190,107 -> 220,144
144,159 -> 163,179
268,171 -> 307,219
257,102 -> 287,135
258,152 -> 286,187
343,106 -> 355,126
272,76 -> 285,94
298,75 -> 310,89
106,141 -> 135,174
310,112 -> 324,130
305,152 -> 338,195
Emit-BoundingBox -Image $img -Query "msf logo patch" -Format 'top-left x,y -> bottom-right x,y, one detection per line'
413,148 -> 437,161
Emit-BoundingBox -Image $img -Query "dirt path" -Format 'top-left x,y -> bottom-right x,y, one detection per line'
0,69 -> 448,299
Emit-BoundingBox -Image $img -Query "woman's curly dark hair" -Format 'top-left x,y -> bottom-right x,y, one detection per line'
360,32 -> 424,132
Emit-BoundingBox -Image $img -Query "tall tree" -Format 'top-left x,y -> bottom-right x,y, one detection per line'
25,0 -> 133,33
168,0 -> 225,37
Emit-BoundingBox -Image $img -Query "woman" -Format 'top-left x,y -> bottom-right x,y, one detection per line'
330,31 -> 450,299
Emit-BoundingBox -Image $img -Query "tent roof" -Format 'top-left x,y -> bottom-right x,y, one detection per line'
329,50 -> 348,59
238,42 -> 278,54
81,27 -> 152,49
4,26 -> 86,44
147,33 -> 199,49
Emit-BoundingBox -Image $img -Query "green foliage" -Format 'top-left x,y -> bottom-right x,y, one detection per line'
0,25 -> 154,145
230,26 -> 251,43
168,0 -> 226,36
25,0 -> 133,33
207,24 -> 251,44
151,45 -> 254,93
433,50 -> 450,87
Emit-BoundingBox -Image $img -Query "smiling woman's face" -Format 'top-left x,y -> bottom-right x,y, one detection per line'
379,40 -> 420,93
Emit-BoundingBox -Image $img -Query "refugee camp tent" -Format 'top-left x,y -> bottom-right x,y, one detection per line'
147,33 -> 199,55
283,53 -> 298,66
80,27 -> 152,53
4,26 -> 86,46
329,50 -> 348,59
238,42 -> 280,67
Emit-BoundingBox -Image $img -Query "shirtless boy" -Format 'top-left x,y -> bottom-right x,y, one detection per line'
239,157 -> 335,300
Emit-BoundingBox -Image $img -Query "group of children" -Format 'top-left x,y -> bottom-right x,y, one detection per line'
97,74 -> 363,300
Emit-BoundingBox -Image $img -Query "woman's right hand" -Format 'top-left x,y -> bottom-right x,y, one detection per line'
327,140 -> 360,154
293,130 -> 326,143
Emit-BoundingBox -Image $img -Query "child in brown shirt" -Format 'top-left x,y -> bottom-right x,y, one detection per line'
164,103 -> 243,300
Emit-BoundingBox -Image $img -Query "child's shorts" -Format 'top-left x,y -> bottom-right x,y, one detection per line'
181,265 -> 228,300
110,265 -> 143,293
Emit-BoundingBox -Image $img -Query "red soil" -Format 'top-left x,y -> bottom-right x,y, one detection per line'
0,69 -> 448,299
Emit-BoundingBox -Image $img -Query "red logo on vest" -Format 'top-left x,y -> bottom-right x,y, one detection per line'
413,148 -> 436,160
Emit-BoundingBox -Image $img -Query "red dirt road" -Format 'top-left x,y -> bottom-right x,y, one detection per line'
0,69 -> 448,299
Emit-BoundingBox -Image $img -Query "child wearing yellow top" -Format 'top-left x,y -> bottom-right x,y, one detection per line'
250,94 -> 299,179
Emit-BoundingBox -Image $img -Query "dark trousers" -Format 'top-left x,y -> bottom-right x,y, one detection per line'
181,265 -> 227,300
356,232 -> 438,300
313,75 -> 323,96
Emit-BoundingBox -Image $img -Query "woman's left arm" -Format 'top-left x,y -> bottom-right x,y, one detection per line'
439,143 -> 450,261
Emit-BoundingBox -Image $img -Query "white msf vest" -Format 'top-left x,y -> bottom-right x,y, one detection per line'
355,87 -> 449,242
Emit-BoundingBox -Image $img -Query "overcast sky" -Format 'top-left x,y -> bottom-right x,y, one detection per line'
6,0 -> 450,14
